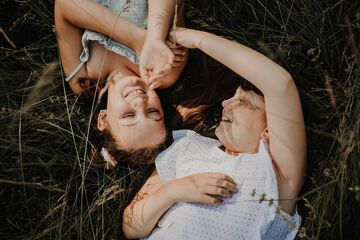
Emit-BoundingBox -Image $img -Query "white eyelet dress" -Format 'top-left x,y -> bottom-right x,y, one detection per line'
144,130 -> 301,240
65,0 -> 147,82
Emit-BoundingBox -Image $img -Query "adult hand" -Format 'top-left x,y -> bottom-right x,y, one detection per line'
148,41 -> 187,89
139,37 -> 175,84
168,172 -> 238,205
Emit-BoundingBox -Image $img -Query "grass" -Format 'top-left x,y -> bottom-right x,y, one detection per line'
0,0 -> 359,239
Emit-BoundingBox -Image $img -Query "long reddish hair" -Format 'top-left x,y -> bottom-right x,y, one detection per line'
172,52 -> 262,134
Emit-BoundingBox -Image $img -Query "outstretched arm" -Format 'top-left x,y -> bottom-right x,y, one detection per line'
122,170 -> 238,239
170,29 -> 306,214
55,0 -> 146,94
55,0 -> 186,94
55,0 -> 145,59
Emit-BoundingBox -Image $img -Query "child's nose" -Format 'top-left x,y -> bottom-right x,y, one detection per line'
129,95 -> 149,109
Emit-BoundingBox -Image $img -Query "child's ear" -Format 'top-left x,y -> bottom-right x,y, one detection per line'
260,128 -> 269,141
97,110 -> 108,132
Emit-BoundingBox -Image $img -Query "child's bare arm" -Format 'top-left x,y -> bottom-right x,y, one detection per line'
55,0 -> 145,94
122,170 -> 238,239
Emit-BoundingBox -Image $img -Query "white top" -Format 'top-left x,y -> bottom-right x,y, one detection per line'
144,130 -> 301,240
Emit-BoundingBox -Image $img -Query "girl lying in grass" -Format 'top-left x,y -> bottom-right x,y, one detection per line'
55,0 -> 187,164
122,28 -> 306,239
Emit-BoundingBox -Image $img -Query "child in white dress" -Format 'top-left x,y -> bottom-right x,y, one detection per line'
122,27 -> 306,240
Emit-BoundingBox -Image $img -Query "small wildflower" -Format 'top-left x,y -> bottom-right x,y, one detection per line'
298,227 -> 307,238
349,186 -> 360,192
323,168 -> 331,177
289,221 -> 297,230
268,198 -> 274,207
251,189 -> 256,197
50,95 -> 61,104
275,206 -> 281,214
307,48 -> 316,56
282,214 -> 289,221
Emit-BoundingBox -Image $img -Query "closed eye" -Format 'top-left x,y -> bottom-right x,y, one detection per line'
147,108 -> 160,114
123,112 -> 136,118
238,99 -> 259,110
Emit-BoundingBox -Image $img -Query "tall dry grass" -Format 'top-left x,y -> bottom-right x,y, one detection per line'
0,0 -> 359,239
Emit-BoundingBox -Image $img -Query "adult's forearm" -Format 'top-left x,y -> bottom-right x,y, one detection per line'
147,0 -> 178,40
56,0 -> 145,52
197,32 -> 293,95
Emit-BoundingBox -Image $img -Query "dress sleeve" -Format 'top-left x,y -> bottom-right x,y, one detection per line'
262,208 -> 302,240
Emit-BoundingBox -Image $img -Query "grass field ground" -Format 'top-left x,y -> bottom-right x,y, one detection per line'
0,0 -> 359,239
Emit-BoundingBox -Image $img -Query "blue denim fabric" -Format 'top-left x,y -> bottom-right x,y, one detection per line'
262,208 -> 302,240
66,0 -> 147,82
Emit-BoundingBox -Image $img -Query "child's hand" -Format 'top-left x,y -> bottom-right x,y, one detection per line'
139,37 -> 175,84
169,173 -> 238,205
148,41 -> 187,89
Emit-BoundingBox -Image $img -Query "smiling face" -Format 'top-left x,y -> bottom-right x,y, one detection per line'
97,72 -> 167,150
215,87 -> 267,154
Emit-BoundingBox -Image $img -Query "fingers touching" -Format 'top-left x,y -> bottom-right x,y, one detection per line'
139,39 -> 186,89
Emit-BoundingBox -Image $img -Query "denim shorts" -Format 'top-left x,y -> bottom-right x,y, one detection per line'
66,0 -> 147,82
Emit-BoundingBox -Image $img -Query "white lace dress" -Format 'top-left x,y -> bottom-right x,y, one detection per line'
144,130 -> 301,240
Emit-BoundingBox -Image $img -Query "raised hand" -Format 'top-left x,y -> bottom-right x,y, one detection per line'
148,41 -> 187,89
139,37 -> 175,84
